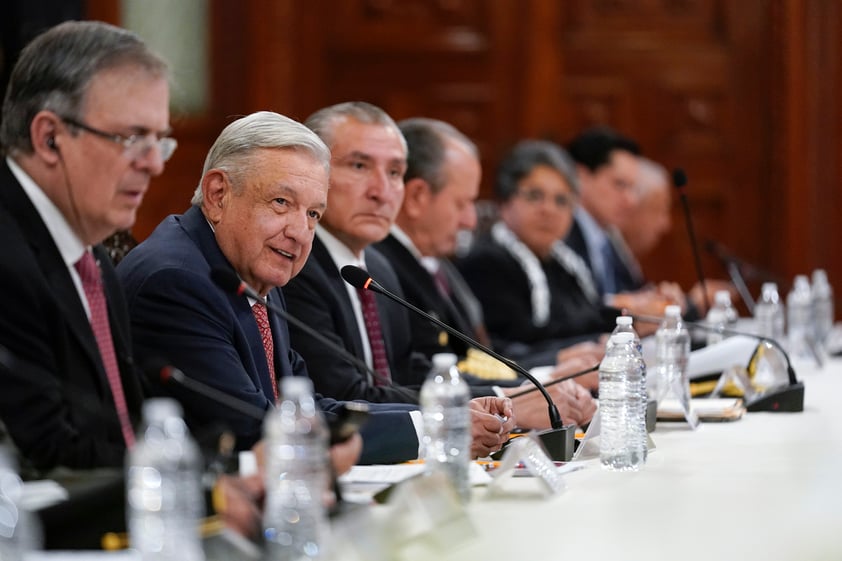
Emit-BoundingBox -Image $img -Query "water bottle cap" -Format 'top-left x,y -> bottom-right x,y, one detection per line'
714,291 -> 731,306
761,282 -> 778,293
616,316 -> 633,326
142,397 -> 183,422
280,376 -> 314,399
610,332 -> 634,344
794,275 -> 810,291
812,269 -> 828,286
665,305 -> 681,317
432,353 -> 458,370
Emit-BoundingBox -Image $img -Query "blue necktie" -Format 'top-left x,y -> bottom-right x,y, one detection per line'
600,238 -> 617,295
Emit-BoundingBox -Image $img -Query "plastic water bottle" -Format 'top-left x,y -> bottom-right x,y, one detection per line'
812,269 -> 834,347
653,305 -> 691,405
754,282 -> 785,342
607,316 -> 648,415
420,353 -> 472,503
127,398 -> 204,561
598,332 -> 647,471
787,275 -> 813,359
705,291 -> 736,346
607,316 -> 642,353
0,447 -> 38,560
263,377 -> 331,561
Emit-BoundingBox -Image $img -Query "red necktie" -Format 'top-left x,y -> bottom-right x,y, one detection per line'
251,303 -> 279,401
356,287 -> 392,386
432,266 -> 451,297
74,251 -> 135,449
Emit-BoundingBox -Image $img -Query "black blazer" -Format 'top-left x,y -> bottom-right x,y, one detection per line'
373,234 -> 519,391
117,207 -> 419,464
0,160 -> 142,470
373,234 -> 476,359
283,237 -> 429,403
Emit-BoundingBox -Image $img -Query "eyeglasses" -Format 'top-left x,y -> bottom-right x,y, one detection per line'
516,188 -> 574,209
60,116 -> 178,162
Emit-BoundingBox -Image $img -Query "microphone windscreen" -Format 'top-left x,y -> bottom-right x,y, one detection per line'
672,168 -> 687,188
142,357 -> 173,384
340,265 -> 371,289
210,268 -> 243,294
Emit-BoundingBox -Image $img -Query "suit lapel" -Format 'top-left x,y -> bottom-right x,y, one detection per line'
179,206 -> 278,400
0,163 -> 111,397
380,234 -> 475,336
309,238 -> 368,361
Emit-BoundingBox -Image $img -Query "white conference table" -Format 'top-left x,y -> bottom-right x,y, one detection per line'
399,357 -> 842,561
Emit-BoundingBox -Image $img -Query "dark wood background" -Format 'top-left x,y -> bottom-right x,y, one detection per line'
4,0 -> 840,313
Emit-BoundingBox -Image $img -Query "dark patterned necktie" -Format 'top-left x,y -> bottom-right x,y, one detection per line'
74,251 -> 135,448
251,303 -> 279,401
356,287 -> 392,386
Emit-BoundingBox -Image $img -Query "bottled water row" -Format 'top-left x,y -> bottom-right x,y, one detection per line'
701,269 -> 834,358
752,269 -> 834,358
127,376 -> 333,561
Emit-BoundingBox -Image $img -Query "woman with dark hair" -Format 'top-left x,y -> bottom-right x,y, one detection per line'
457,140 -> 619,375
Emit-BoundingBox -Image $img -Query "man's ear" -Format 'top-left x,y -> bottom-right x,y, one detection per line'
29,111 -> 62,164
402,177 -> 433,219
202,169 -> 229,223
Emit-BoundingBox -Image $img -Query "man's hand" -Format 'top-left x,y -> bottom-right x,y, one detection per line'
468,397 -> 515,458
509,377 -> 596,429
329,432 -> 362,476
555,346 -> 603,390
689,280 -> 736,315
214,474 -> 264,540
251,431 -> 361,478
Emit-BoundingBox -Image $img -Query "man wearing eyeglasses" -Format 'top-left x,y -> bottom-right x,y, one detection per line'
0,21 -> 173,471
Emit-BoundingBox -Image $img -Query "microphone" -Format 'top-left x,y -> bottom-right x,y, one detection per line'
145,358 -> 266,421
703,240 -> 756,315
210,268 -> 390,386
630,313 -> 804,412
507,363 -> 600,399
341,265 -> 576,461
673,168 -> 710,311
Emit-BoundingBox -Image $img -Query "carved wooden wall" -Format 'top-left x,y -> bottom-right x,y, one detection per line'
81,0 -> 840,306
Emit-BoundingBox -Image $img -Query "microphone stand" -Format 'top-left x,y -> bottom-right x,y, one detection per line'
673,169 -> 710,311
632,313 -> 804,412
341,266 -> 579,462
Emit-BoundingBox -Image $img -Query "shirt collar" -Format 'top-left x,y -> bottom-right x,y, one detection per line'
316,225 -> 367,270
575,205 -> 610,255
7,156 -> 87,267
390,225 -> 439,275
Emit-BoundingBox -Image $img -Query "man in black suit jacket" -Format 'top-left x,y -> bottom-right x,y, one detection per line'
118,111 -> 437,465
0,21 -> 172,471
284,103 -> 595,429
566,129 -> 719,320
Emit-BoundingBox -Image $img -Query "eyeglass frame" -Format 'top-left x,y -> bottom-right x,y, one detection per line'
59,116 -> 177,162
514,187 -> 576,209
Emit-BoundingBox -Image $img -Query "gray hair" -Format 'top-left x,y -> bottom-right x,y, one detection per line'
636,156 -> 669,197
191,111 -> 331,205
495,140 -> 579,201
304,101 -> 407,153
398,117 -> 478,194
1,20 -> 168,155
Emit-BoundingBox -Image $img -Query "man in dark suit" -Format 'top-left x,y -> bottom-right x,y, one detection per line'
284,102 -> 596,429
0,21 -> 172,471
565,126 -> 642,297
566,129 -> 720,319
